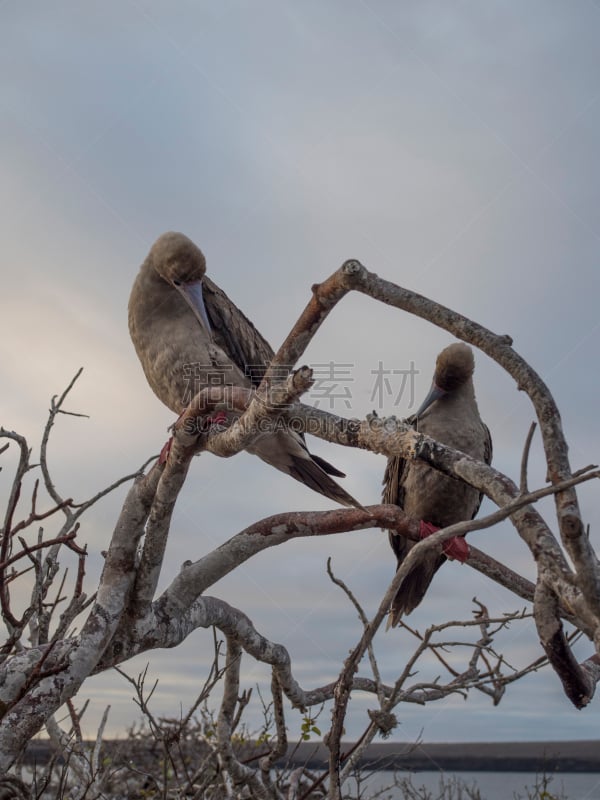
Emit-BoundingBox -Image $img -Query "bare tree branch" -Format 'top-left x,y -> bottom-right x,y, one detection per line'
2,259 -> 599,789
348,265 -> 597,616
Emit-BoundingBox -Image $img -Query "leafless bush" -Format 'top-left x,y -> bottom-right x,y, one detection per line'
1,262 -> 599,798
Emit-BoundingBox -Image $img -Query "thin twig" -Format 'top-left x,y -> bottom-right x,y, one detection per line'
520,422 -> 538,493
40,368 -> 84,509
326,558 -> 384,702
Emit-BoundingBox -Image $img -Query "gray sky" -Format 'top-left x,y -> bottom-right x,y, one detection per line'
2,1 -> 600,745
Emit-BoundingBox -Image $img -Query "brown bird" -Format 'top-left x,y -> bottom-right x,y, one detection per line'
383,343 -> 492,623
129,231 -> 359,508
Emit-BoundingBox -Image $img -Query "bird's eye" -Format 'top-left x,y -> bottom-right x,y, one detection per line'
173,279 -> 181,287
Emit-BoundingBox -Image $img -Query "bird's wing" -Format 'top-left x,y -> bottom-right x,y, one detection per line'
382,454 -> 404,507
471,422 -> 493,519
483,423 -> 493,466
384,448 -> 442,623
382,453 -> 410,564
202,276 -> 275,388
203,277 -> 358,503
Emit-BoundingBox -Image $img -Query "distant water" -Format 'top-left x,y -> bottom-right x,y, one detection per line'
351,770 -> 600,799
17,766 -> 600,798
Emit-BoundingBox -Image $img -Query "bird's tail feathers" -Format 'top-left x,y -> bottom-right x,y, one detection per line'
247,431 -> 362,509
387,554 -> 446,626
289,455 -> 361,509
308,452 -> 346,478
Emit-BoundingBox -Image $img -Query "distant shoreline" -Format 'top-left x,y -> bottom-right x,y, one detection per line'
25,739 -> 600,773
277,740 -> 600,773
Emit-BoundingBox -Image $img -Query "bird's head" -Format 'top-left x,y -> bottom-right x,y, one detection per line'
147,231 -> 207,284
414,343 -> 475,418
434,343 -> 475,393
146,232 -> 212,336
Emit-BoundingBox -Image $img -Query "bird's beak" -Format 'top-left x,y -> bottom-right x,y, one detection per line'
175,279 -> 213,338
414,382 -> 446,418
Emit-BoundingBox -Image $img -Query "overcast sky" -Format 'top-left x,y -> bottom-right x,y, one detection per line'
2,1 -> 600,747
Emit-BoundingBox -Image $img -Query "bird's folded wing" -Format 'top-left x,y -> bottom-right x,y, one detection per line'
203,276 -> 275,388
383,454 -> 410,563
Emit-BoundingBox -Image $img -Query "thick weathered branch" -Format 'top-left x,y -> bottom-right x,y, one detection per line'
193,257 -> 592,611
146,259 -> 599,708
155,505 -> 415,619
155,465 -> 589,625
3,498 -> 533,710
216,638 -> 273,799
2,440 -> 594,769
175,367 -> 315,459
173,260 -> 597,710
258,260 -> 365,387
534,582 -> 597,708
128,452 -> 193,618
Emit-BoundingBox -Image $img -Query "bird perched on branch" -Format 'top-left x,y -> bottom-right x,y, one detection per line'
383,342 -> 492,623
128,231 -> 359,508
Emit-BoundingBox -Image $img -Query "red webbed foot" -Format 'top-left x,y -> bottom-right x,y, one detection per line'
419,520 -> 470,563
